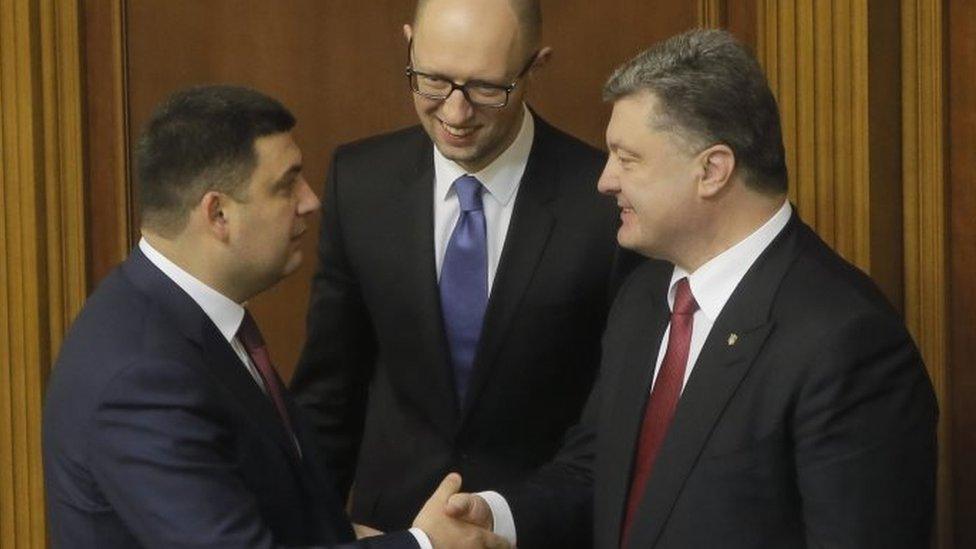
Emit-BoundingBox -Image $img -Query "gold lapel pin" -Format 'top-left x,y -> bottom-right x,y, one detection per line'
727,333 -> 738,346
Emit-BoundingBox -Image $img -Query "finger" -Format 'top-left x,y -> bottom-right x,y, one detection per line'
482,531 -> 513,549
352,523 -> 383,539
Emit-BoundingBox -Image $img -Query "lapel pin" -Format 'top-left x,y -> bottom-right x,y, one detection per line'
727,333 -> 738,346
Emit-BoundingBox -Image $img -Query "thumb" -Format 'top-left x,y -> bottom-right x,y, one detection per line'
445,492 -> 493,529
430,472 -> 463,504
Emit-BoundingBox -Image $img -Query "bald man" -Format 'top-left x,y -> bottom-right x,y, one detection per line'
291,0 -> 631,537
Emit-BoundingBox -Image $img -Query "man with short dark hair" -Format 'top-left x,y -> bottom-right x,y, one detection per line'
291,0 -> 631,537
43,85 -> 509,549
445,29 -> 938,548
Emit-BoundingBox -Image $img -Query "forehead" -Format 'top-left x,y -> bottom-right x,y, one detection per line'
412,0 -> 524,78
607,93 -> 658,142
251,132 -> 300,181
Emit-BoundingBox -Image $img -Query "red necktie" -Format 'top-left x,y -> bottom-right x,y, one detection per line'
621,277 -> 698,546
237,310 -> 297,443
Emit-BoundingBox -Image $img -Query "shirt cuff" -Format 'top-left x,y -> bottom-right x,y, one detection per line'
477,490 -> 517,546
408,527 -> 433,549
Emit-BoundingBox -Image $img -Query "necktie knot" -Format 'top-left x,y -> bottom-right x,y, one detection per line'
454,175 -> 484,212
237,310 -> 266,350
672,277 -> 699,316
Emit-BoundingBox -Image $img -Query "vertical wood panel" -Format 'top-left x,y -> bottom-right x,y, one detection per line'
82,0 -> 132,288
0,0 -> 87,547
698,0 -> 728,28
901,1 -> 950,547
755,0 -> 902,306
947,1 -> 975,547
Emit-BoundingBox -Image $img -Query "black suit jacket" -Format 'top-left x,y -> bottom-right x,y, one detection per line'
43,249 -> 416,549
503,213 -> 938,548
291,115 -> 632,531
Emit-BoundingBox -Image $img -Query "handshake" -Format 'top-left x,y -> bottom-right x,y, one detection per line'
355,473 -> 510,549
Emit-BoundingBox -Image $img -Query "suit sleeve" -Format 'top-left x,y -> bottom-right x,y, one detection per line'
89,357 -> 416,549
793,311 -> 938,548
290,148 -> 377,501
497,387 -> 596,549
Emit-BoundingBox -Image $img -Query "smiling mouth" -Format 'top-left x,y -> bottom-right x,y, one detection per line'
439,119 -> 477,138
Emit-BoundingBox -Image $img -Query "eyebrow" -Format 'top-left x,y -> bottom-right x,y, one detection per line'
274,164 -> 302,188
609,142 -> 642,159
412,68 -> 510,88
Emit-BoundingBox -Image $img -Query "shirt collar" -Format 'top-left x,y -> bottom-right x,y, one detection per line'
434,103 -> 534,206
139,237 -> 244,344
668,200 -> 792,321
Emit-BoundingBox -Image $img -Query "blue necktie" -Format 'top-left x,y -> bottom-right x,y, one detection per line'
440,175 -> 488,405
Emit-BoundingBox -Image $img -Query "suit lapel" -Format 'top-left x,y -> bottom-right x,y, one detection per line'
623,215 -> 804,548
601,274 -> 671,548
459,122 -> 557,422
122,248 -> 303,464
393,142 -> 462,431
199,325 -> 303,462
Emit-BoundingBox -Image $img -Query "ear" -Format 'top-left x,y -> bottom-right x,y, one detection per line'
199,191 -> 231,242
697,143 -> 735,198
403,24 -> 413,43
529,46 -> 553,73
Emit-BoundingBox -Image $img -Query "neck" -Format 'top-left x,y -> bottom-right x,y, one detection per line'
674,192 -> 786,273
142,231 -> 246,303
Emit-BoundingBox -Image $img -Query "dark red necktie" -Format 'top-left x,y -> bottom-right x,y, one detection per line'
621,277 -> 698,547
237,310 -> 296,443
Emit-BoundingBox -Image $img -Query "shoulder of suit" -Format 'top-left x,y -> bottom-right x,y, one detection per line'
332,125 -> 429,164
532,115 -> 606,168
774,224 -> 902,327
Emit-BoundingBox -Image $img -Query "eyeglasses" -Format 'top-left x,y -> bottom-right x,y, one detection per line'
405,39 -> 539,108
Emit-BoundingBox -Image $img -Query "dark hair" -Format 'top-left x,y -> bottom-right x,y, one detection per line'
414,0 -> 542,53
135,84 -> 296,235
603,29 -> 788,194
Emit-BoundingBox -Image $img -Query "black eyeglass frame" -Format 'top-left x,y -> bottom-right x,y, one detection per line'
404,38 -> 540,108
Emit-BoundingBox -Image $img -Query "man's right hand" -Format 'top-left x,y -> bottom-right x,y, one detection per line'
412,473 -> 510,548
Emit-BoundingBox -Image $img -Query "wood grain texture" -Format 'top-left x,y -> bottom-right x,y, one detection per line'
901,1 -> 950,546
82,0 -> 132,290
947,2 -> 975,546
0,0 -> 87,547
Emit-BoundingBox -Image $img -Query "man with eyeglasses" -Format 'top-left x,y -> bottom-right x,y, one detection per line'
291,0 -> 631,542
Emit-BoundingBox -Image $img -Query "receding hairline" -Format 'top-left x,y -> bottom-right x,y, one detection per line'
412,0 -> 542,52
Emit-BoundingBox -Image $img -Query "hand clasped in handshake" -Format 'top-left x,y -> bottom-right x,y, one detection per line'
413,473 -> 509,549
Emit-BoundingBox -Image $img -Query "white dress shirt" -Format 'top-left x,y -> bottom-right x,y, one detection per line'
140,239 -> 432,547
139,238 -> 267,391
483,200 -> 793,545
433,104 -> 534,294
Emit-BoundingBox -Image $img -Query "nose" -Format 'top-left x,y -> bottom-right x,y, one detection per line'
438,88 -> 475,124
296,177 -> 321,215
596,158 -> 620,196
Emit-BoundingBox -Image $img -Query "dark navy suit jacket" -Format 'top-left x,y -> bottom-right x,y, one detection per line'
43,248 -> 417,549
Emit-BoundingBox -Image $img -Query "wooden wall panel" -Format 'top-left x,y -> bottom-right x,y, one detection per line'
902,0 -> 950,546
0,0 -> 87,547
509,1 -> 701,151
948,1 -> 976,546
755,0 -> 903,309
82,0 -> 132,290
